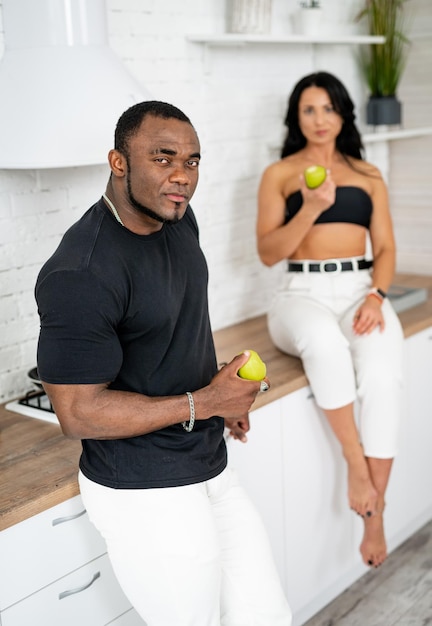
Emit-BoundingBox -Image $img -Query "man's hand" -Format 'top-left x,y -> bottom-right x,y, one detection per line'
225,415 -> 250,443
194,351 -> 270,425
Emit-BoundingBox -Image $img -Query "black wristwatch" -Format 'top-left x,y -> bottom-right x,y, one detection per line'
376,288 -> 387,299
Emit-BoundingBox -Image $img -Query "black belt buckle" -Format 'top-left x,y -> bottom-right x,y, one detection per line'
287,262 -> 303,272
323,262 -> 338,272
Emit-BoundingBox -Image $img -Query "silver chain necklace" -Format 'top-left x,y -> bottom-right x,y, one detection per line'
103,193 -> 125,226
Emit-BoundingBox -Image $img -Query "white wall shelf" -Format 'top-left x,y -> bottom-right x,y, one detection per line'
269,127 -> 432,156
186,34 -> 385,46
363,126 -> 432,144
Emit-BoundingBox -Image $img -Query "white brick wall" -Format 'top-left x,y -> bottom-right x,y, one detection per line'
0,0 -> 430,401
388,0 -> 432,275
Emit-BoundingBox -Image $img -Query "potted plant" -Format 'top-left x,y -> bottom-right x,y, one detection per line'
356,0 -> 411,126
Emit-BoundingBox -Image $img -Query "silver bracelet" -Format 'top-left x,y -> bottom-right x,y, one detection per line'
182,392 -> 195,432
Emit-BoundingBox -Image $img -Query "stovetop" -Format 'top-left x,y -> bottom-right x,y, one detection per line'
6,389 -> 58,425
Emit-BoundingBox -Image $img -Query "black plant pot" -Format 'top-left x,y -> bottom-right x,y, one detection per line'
367,96 -> 402,126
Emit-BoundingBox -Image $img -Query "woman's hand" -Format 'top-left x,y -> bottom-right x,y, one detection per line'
299,169 -> 336,216
352,296 -> 385,335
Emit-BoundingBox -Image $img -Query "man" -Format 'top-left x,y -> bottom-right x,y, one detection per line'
35,101 -> 291,625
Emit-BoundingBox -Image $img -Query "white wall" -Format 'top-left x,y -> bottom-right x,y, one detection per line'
388,0 -> 432,274
0,0 -> 430,402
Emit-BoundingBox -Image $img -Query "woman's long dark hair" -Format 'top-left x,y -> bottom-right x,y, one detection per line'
280,72 -> 364,160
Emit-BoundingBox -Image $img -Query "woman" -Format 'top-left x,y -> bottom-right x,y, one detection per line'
256,72 -> 404,568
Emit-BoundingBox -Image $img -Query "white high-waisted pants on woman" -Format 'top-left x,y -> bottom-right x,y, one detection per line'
268,260 -> 404,458
79,467 -> 292,626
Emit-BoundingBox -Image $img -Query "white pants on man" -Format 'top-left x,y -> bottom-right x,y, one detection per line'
79,466 -> 292,626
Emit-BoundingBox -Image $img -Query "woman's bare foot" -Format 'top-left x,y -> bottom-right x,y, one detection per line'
344,445 -> 378,517
360,510 -> 387,567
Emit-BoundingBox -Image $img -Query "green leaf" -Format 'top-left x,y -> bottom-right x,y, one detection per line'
355,0 -> 411,96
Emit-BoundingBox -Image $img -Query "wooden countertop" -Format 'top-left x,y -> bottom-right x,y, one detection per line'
0,411 -> 81,531
1,273 -> 432,531
214,273 -> 432,411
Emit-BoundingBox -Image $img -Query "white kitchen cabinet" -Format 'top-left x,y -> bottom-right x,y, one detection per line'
384,326 -> 432,550
227,399 -> 286,586
399,327 -> 432,523
0,495 -> 144,626
0,495 -> 105,610
226,326 -> 432,626
1,554 -> 133,626
280,387 -> 358,621
380,339 -> 412,546
228,387 -> 362,626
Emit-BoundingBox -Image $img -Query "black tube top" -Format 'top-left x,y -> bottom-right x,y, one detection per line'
285,186 -> 373,229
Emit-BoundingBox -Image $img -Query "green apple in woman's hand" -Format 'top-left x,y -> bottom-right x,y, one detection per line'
304,165 -> 327,189
237,350 -> 267,381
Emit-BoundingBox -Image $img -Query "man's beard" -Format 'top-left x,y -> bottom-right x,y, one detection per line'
126,171 -> 180,225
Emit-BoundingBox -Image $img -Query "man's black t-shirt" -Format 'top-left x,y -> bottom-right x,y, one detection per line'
35,199 -> 227,488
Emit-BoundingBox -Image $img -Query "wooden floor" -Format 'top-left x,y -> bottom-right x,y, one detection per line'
303,519 -> 432,626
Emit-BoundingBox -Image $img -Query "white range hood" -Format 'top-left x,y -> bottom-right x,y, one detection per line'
0,0 -> 152,169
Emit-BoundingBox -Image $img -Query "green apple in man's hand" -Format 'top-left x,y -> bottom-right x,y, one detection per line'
237,350 -> 267,381
304,165 -> 327,189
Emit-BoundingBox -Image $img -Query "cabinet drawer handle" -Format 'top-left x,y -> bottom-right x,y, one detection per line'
58,571 -> 101,599
52,509 -> 86,526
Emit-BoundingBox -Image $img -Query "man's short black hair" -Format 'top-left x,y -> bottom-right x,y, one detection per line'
114,101 -> 193,157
